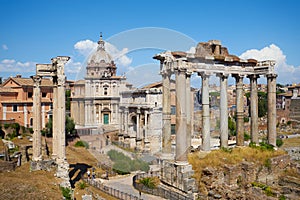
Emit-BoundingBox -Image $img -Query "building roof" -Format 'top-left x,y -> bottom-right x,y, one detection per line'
141,81 -> 162,89
2,76 -> 53,87
0,87 -> 17,93
87,34 -> 112,65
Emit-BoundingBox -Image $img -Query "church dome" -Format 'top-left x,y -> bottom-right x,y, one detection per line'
87,34 -> 112,65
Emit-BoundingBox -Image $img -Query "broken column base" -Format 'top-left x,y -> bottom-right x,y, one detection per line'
55,159 -> 71,188
160,159 -> 198,197
30,159 -> 56,171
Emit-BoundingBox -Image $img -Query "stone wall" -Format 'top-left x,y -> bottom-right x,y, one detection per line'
0,160 -> 16,172
284,147 -> 300,161
199,155 -> 294,199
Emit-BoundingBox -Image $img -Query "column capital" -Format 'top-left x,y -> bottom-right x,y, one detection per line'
186,69 -> 193,77
266,73 -> 278,79
31,75 -> 42,88
198,72 -> 211,79
247,74 -> 260,80
232,73 -> 245,80
216,73 -> 229,79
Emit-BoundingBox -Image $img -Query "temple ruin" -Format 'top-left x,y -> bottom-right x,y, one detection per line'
154,40 -> 276,195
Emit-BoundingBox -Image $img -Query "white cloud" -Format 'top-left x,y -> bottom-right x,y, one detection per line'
0,59 -> 35,73
2,44 -> 8,50
65,58 -> 82,74
240,44 -> 300,84
74,39 -> 132,67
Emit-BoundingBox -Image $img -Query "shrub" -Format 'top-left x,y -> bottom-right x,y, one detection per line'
77,181 -> 88,190
60,187 -> 72,200
4,124 -> 10,129
74,140 -> 88,148
244,133 -> 250,141
276,138 -> 283,147
11,123 -> 20,136
29,128 -> 34,134
137,177 -> 160,189
221,147 -> 232,153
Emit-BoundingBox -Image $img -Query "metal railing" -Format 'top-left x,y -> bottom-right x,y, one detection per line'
85,178 -> 140,200
133,173 -> 193,200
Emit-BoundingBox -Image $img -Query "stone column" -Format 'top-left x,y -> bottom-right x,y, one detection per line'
161,67 -> 172,154
52,77 -> 58,159
267,74 -> 277,146
32,75 -> 42,161
175,65 -> 187,163
136,107 -> 140,139
248,74 -> 259,144
124,107 -> 129,135
200,72 -> 211,151
57,74 -> 66,161
186,70 -> 192,151
144,110 -> 148,140
233,74 -> 245,146
217,73 -> 228,147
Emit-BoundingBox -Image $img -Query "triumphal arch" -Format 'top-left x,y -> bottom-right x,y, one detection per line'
154,40 -> 276,195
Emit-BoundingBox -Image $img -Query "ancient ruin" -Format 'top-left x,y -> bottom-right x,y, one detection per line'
154,40 -> 277,195
31,56 -> 70,187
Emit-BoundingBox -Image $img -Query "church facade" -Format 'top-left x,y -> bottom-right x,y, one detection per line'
71,35 -> 163,153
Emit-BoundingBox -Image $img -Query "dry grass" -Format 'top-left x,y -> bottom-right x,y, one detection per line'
0,162 -> 61,200
188,146 -> 286,189
0,138 -> 111,200
282,137 -> 300,148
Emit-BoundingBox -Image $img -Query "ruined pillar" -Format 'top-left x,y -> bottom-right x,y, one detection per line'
161,67 -> 172,154
248,74 -> 259,144
267,74 -> 277,146
175,63 -> 187,163
186,70 -> 192,151
57,74 -> 66,161
200,73 -> 211,151
52,77 -> 58,159
144,110 -> 148,140
233,74 -> 245,146
217,73 -> 229,147
32,75 -> 42,161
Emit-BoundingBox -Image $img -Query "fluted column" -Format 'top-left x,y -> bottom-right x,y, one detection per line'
248,74 -> 259,144
186,70 -> 192,150
217,73 -> 229,147
200,72 -> 211,151
233,74 -> 245,146
32,75 -> 42,161
267,74 -> 277,146
52,77 -> 58,159
161,64 -> 172,154
175,65 -> 187,163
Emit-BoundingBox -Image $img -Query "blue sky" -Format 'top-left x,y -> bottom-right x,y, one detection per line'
0,0 -> 299,86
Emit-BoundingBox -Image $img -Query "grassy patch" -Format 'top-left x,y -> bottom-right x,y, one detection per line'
188,146 -> 286,190
136,177 -> 160,189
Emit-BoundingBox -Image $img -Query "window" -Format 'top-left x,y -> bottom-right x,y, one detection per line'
42,93 -> 47,97
13,105 -> 18,112
30,118 -> 33,127
171,124 -> 176,135
104,87 -> 108,95
171,106 -> 176,115
96,85 -> 99,93
28,92 -> 33,98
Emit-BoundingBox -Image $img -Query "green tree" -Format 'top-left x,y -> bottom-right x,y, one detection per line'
228,116 -> 236,136
65,116 -> 76,136
246,91 -> 267,118
65,90 -> 71,111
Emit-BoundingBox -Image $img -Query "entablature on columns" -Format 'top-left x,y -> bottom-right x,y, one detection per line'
154,40 -> 276,78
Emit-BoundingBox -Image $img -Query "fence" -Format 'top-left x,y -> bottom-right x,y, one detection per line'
133,173 -> 193,200
85,178 -> 140,200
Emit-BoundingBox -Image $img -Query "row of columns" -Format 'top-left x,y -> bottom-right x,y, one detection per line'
160,59 -> 278,163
